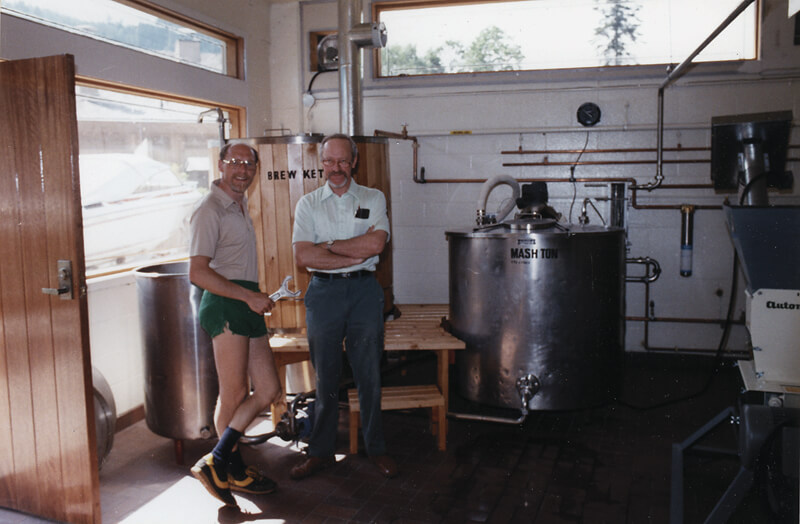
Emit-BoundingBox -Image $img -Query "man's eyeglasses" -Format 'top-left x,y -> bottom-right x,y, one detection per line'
321,159 -> 351,168
222,158 -> 257,170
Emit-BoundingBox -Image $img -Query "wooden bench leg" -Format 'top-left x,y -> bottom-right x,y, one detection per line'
432,405 -> 442,436
349,410 -> 359,454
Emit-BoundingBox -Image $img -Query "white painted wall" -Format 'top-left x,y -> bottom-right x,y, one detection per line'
274,0 -> 800,358
87,274 -> 144,416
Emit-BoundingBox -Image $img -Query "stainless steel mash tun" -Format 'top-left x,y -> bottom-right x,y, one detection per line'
447,175 -> 626,421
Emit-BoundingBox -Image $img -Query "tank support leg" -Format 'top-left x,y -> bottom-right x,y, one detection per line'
173,439 -> 184,465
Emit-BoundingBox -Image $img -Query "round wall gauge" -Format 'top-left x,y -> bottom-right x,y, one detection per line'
577,102 -> 601,127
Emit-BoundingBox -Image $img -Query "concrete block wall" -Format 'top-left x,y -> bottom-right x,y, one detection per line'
274,0 -> 800,356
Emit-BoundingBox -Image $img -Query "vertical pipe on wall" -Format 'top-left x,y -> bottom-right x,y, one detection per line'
680,204 -> 695,277
610,182 -> 627,229
338,0 -> 362,136
638,0 -> 756,191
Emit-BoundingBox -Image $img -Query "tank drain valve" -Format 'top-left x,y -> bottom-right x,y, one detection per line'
516,374 -> 540,413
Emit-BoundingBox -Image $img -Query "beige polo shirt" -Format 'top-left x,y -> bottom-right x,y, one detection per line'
190,181 -> 259,282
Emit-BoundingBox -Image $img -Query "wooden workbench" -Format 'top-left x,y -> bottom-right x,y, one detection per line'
268,304 -> 465,451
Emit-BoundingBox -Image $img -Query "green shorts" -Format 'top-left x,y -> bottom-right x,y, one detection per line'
198,280 -> 268,339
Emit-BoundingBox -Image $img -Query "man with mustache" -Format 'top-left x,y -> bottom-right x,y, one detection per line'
290,133 -> 397,480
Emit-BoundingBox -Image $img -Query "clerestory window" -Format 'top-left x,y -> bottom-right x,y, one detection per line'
1,0 -> 241,77
374,0 -> 758,78
75,84 -> 237,274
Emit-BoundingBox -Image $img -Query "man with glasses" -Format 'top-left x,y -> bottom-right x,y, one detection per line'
290,133 -> 397,480
189,142 -> 282,507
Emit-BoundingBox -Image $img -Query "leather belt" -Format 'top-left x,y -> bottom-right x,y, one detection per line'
312,270 -> 374,280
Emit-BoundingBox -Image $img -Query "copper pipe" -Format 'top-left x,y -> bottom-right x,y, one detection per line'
413,176 -> 638,185
504,145 -> 798,155
627,316 -> 744,325
502,146 -> 709,155
503,159 -> 709,167
658,184 -> 715,189
374,125 -> 421,183
409,175 -> 724,210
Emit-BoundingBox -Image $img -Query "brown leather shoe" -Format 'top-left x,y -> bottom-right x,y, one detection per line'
369,455 -> 398,478
289,456 -> 335,480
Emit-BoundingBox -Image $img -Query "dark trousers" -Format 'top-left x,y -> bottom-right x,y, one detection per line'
304,274 -> 386,457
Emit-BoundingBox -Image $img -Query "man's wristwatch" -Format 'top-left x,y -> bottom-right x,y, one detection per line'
326,240 -> 335,251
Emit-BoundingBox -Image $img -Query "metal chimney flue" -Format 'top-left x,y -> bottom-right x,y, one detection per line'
338,0 -> 387,136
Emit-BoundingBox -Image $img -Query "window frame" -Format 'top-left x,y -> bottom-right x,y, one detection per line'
368,0 -> 761,85
2,0 -> 245,79
117,0 -> 244,79
75,75 -> 246,278
77,75 -> 246,138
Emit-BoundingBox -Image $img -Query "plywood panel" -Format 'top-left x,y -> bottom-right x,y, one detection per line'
0,55 -> 99,524
249,153 -> 267,294
357,141 -> 394,311
255,144 -> 284,327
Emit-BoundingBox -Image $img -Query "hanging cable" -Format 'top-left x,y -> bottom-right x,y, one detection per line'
568,132 -> 590,223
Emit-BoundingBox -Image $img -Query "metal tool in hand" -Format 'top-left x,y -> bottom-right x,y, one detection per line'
265,276 -> 301,316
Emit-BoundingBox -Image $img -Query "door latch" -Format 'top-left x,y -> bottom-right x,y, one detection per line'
41,260 -> 73,300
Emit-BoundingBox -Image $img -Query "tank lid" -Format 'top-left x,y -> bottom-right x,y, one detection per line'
507,218 -> 557,231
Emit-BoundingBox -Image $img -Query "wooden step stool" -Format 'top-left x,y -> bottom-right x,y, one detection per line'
347,385 -> 446,453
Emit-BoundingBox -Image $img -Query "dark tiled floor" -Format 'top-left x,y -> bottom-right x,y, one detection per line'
2,353 -> 797,523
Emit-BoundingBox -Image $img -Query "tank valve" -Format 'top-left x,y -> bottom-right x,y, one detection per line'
199,426 -> 213,439
516,374 -> 540,413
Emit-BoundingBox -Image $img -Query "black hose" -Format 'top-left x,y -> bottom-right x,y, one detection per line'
307,70 -> 335,96
739,172 -> 768,206
616,251 -> 740,411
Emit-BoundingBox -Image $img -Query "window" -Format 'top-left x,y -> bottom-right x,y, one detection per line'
76,84 -> 234,273
374,0 -> 757,77
2,0 -> 240,76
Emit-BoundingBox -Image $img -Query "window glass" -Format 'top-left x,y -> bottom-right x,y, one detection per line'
376,0 -> 757,77
76,85 -> 225,273
2,0 -> 228,74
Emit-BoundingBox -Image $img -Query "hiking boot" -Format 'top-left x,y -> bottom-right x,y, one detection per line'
190,453 -> 236,507
228,466 -> 277,494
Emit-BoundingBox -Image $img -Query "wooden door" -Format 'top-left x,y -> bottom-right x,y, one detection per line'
0,55 -> 100,523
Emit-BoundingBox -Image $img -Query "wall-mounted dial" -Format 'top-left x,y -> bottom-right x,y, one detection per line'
577,102 -> 601,127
